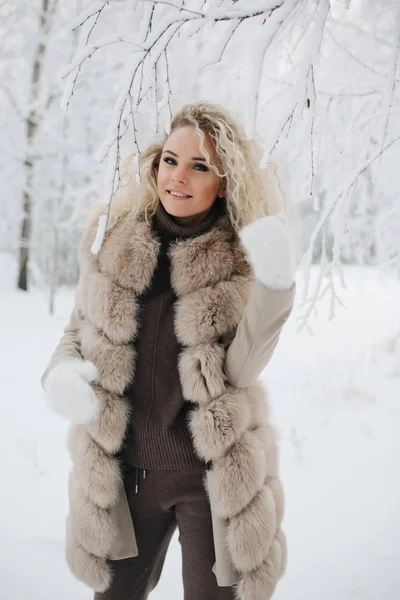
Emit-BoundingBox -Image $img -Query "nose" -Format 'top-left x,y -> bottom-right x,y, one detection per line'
171,166 -> 188,185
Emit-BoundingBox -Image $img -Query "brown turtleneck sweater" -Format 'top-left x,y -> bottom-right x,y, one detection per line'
122,199 -> 224,470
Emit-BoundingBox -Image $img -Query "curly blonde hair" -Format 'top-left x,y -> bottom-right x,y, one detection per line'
110,101 -> 290,232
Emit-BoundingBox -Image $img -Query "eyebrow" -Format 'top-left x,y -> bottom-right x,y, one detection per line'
162,150 -> 206,162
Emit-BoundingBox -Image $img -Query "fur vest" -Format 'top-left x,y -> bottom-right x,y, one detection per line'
65,204 -> 286,600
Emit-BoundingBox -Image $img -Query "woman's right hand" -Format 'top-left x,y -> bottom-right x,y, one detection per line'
43,358 -> 101,424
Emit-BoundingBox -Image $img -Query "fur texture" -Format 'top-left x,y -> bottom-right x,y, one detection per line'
86,385 -> 131,454
65,205 -> 286,600
188,388 -> 252,460
178,342 -> 227,405
66,515 -> 112,592
227,484 -> 277,571
68,470 -> 117,556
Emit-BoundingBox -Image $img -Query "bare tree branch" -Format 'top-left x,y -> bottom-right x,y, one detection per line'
0,80 -> 25,121
301,135 -> 400,298
377,6 -> 400,168
54,0 -> 400,312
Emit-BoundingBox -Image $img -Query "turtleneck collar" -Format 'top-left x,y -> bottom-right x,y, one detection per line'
154,197 -> 225,245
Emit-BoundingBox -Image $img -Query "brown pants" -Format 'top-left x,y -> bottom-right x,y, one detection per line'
94,464 -> 236,600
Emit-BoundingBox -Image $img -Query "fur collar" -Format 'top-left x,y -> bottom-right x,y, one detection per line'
78,203 -> 252,297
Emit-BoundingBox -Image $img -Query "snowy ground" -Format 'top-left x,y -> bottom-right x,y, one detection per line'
1,261 -> 399,600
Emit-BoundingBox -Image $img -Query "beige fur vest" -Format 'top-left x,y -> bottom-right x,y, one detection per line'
66,204 -> 286,600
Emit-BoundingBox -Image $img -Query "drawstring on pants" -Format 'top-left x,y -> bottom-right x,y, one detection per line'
132,462 -> 211,494
134,467 -> 147,494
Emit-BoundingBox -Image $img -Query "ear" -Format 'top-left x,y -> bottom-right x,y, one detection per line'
218,182 -> 226,198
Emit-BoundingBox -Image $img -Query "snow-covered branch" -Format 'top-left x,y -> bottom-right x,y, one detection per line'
377,5 -> 400,165
3,0 -> 398,317
300,134 -> 400,314
61,0 -> 302,253
0,81 -> 25,121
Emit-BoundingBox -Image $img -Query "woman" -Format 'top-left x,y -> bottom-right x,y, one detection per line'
42,101 -> 297,600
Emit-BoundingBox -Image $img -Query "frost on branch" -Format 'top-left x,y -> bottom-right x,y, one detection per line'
55,0 -> 400,328
91,214 -> 108,255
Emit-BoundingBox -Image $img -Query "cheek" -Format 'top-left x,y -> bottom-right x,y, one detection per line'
157,164 -> 168,189
196,176 -> 220,198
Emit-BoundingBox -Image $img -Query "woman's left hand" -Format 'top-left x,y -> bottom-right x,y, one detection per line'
239,214 -> 296,291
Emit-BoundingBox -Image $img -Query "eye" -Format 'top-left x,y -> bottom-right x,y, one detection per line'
194,163 -> 209,172
163,157 -> 176,165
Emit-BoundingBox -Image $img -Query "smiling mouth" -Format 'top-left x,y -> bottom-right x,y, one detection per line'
167,190 -> 192,198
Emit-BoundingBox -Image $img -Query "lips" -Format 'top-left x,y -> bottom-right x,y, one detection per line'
167,190 -> 192,198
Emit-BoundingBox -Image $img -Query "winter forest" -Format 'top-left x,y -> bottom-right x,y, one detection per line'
1,0 -> 399,599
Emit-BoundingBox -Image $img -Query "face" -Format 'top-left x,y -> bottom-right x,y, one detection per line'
156,125 -> 224,224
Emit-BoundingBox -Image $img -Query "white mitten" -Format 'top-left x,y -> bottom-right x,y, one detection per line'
43,358 -> 100,424
239,214 -> 296,291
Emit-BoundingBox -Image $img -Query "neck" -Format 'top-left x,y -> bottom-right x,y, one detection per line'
154,198 -> 224,245
170,207 -> 213,227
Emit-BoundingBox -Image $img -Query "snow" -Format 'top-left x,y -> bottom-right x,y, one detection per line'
0,264 -> 399,600
91,214 -> 108,255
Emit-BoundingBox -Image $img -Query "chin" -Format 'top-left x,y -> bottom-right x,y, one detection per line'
161,195 -> 195,217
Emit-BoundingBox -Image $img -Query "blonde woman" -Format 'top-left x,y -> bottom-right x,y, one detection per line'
42,101 -> 297,600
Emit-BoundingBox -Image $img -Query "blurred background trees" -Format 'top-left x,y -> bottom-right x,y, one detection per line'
1,0 -> 398,317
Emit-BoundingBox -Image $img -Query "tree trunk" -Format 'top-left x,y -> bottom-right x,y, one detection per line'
49,226 -> 59,315
17,0 -> 49,291
18,166 -> 33,291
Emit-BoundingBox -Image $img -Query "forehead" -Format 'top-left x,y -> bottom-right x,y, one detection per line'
163,126 -> 217,161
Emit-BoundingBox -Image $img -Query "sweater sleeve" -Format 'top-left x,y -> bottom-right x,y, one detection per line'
224,280 -> 295,389
41,306 -> 83,388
